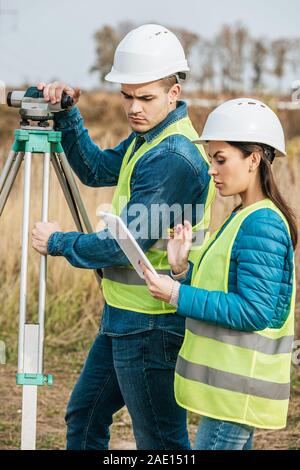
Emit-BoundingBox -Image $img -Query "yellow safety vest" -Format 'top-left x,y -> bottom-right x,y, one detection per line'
175,199 -> 295,429
102,116 -> 216,314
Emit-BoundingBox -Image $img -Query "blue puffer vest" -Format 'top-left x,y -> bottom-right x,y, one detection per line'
177,208 -> 294,331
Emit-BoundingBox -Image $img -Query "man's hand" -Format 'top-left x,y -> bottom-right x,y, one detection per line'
37,81 -> 81,105
32,221 -> 62,256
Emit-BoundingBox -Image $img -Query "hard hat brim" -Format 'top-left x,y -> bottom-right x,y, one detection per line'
105,66 -> 190,85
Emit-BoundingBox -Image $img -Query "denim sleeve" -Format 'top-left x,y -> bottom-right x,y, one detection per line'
170,262 -> 193,285
183,262 -> 193,285
122,148 -> 206,250
47,147 -> 202,269
53,107 -> 135,187
177,215 -> 291,331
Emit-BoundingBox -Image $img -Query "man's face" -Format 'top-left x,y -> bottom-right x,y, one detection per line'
121,80 -> 179,133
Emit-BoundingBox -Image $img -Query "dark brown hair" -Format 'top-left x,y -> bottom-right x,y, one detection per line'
160,75 -> 178,92
227,141 -> 298,249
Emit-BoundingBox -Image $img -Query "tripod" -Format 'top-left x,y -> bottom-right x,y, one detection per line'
0,124 -> 101,449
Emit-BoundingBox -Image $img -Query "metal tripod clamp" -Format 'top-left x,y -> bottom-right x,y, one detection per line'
12,128 -> 64,154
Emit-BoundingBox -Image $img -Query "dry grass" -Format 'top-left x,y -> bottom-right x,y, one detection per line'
0,92 -> 300,449
0,359 -> 299,450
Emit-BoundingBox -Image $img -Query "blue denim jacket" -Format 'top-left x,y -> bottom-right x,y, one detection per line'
48,101 -> 211,336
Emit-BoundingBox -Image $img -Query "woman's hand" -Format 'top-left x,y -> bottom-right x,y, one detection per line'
167,220 -> 193,274
141,263 -> 176,303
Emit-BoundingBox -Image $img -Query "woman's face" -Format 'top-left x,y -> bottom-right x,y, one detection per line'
207,141 -> 253,197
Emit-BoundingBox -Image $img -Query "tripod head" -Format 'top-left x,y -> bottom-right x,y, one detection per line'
7,86 -> 75,127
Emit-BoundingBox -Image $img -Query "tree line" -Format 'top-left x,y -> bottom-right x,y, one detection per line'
90,22 -> 300,94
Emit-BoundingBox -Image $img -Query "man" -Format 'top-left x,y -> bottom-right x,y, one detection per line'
32,24 -> 215,450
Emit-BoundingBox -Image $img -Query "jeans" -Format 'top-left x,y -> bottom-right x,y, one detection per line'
194,416 -> 254,450
65,329 -> 190,450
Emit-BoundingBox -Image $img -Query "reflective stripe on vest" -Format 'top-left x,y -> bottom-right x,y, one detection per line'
175,199 -> 295,429
102,116 -> 216,314
176,356 -> 290,400
152,228 -> 209,251
186,319 -> 294,355
103,267 -> 170,285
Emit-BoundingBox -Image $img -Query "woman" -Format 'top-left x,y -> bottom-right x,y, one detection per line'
142,98 -> 297,450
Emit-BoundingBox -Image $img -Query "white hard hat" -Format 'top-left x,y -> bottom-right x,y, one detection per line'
195,98 -> 286,157
105,24 -> 190,84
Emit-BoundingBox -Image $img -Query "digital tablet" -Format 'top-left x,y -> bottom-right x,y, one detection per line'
97,211 -> 159,279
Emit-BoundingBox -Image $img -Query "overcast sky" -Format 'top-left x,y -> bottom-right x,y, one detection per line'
0,0 -> 300,89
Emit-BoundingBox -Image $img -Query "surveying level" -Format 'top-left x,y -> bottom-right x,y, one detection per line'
7,86 -> 74,126
0,86 -> 101,449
